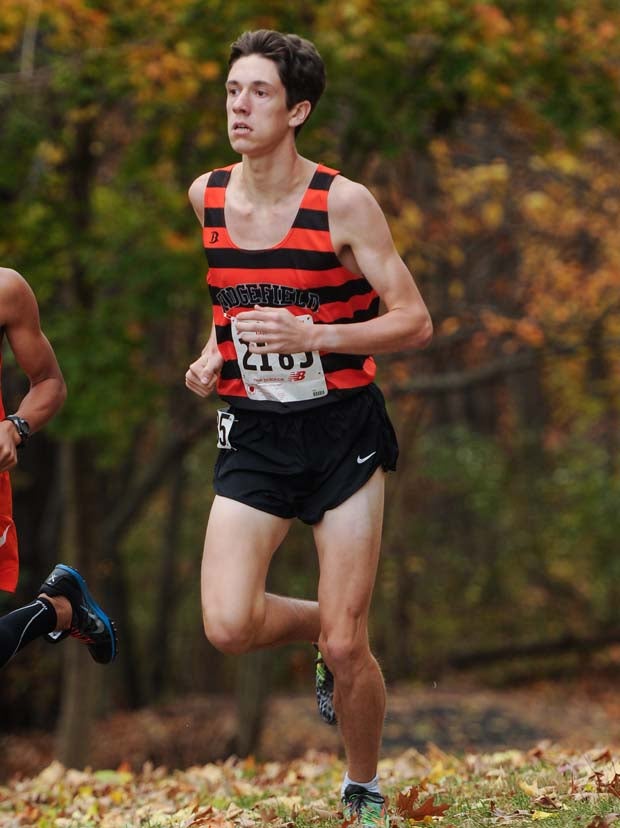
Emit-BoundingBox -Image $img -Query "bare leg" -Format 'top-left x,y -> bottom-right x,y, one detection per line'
201,496 -> 321,653
314,468 -> 386,783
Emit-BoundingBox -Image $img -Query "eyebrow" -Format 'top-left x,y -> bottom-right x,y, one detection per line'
225,79 -> 275,90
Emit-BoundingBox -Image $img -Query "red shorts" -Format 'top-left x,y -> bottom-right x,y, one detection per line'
0,471 -> 18,592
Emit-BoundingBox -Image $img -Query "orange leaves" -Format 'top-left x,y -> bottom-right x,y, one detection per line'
43,0 -> 109,52
396,785 -> 450,821
423,122 -> 620,367
478,310 -> 545,350
514,318 -> 544,347
473,3 -> 513,40
8,745 -> 620,827
126,44 -> 204,105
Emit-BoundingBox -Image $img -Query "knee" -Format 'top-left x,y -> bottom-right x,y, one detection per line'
318,631 -> 369,679
202,607 -> 257,655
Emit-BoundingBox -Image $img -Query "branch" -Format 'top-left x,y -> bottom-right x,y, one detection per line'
450,629 -> 620,669
387,350 -> 538,396
20,0 -> 42,78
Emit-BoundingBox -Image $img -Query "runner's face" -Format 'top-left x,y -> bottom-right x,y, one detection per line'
226,54 -> 294,155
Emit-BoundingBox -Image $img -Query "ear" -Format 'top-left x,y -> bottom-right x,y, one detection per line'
288,100 -> 312,129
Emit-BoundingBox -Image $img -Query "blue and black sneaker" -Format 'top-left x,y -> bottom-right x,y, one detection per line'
39,564 -> 118,664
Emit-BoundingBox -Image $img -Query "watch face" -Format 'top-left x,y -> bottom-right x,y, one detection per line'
7,416 -> 30,442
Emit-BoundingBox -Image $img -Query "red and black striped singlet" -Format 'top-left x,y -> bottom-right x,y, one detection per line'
0,353 -> 19,593
203,163 -> 379,412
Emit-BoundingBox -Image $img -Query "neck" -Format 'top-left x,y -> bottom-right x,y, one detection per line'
238,144 -> 313,205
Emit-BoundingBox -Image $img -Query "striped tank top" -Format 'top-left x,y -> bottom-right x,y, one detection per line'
203,163 -> 379,412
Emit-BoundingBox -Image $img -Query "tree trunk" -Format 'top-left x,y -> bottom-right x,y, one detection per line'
55,441 -> 103,768
233,650 -> 272,758
149,457 -> 187,698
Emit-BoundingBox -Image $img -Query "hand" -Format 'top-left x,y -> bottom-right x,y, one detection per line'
235,306 -> 314,354
0,420 -> 19,472
185,349 -> 223,398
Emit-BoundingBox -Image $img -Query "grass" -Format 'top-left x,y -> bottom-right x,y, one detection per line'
2,745 -> 620,826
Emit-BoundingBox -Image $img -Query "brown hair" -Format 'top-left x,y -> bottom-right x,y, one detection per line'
229,30 -> 326,133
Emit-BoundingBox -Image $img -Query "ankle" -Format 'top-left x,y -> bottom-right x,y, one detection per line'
341,772 -> 381,798
38,594 -> 72,630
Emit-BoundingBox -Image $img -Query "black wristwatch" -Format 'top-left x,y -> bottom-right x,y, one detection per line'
4,415 -> 31,448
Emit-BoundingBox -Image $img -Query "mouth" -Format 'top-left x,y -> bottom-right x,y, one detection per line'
232,122 -> 251,134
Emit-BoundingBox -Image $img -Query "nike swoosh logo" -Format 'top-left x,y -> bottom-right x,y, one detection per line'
356,451 -> 377,464
81,606 -> 105,633
0,524 -> 10,547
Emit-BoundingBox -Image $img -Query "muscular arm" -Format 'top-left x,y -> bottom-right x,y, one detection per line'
236,177 -> 432,356
0,269 -> 66,468
317,178 -> 432,354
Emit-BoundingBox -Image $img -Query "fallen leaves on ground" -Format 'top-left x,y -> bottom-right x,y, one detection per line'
3,744 -> 620,826
395,785 -> 450,820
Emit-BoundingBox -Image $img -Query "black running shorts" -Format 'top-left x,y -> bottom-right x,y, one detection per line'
213,384 -> 399,525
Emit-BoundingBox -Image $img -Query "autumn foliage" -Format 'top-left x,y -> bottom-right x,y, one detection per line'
2,0 -> 620,769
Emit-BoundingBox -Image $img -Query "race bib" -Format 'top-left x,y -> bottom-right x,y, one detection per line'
216,409 -> 236,449
231,314 -> 328,403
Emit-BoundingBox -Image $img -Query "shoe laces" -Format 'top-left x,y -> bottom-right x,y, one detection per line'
343,785 -> 386,820
315,649 -> 333,685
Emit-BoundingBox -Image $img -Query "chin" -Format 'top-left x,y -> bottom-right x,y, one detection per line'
229,135 -> 253,152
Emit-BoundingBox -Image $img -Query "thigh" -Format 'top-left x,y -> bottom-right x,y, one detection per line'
299,385 -> 398,525
313,468 -> 385,638
202,495 -> 292,616
213,408 -> 301,520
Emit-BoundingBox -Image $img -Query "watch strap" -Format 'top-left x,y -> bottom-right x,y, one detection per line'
4,415 -> 30,448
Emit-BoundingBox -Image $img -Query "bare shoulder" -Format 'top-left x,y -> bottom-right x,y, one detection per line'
328,175 -> 390,246
329,175 -> 377,211
188,171 -> 212,201
0,267 -> 29,293
188,171 -> 213,224
329,175 -> 385,227
0,269 -> 37,324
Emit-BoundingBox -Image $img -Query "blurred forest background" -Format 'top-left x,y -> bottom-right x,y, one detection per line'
2,0 -> 620,772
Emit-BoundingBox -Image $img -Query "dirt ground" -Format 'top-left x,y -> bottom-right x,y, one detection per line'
2,672 -> 620,782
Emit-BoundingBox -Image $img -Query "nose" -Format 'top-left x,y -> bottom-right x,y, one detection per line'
232,89 -> 249,113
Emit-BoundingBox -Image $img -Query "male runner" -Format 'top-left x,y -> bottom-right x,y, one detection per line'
185,30 -> 432,826
0,267 -> 117,668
